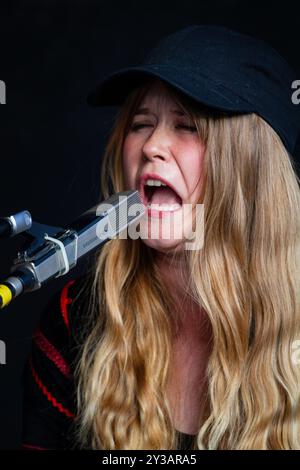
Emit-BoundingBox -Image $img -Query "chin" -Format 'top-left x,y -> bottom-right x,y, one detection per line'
137,209 -> 193,252
140,237 -> 184,253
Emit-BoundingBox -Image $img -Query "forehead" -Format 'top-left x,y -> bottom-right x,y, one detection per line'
134,82 -> 187,116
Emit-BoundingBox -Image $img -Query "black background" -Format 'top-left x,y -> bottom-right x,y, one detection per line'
0,0 -> 299,449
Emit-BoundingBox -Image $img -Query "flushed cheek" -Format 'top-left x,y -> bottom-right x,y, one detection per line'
122,155 -> 130,187
181,148 -> 205,202
122,140 -> 140,187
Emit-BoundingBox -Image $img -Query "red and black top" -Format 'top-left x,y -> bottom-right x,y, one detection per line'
21,275 -> 89,450
21,274 -> 196,450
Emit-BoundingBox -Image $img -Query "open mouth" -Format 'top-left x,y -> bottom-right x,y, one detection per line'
143,182 -> 183,212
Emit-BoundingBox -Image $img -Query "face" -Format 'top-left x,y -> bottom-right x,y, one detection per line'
122,81 -> 206,255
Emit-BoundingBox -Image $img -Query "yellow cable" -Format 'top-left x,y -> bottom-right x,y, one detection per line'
0,284 -> 13,309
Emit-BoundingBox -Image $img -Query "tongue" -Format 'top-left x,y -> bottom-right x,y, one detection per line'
150,186 -> 182,205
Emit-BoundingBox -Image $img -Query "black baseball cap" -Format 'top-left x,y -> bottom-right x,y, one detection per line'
87,25 -> 300,155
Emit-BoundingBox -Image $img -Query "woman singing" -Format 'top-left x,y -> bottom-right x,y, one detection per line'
22,25 -> 300,450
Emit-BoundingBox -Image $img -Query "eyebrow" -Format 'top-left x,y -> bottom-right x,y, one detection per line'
133,107 -> 186,116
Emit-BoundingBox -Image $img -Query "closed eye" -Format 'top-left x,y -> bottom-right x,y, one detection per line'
130,124 -> 197,132
177,125 -> 197,132
129,123 -> 150,131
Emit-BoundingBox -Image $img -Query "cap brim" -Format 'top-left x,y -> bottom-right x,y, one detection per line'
87,64 -> 254,114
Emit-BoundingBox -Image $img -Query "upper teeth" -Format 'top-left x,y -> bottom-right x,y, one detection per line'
145,178 -> 167,187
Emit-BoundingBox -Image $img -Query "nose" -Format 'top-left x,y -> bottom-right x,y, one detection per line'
141,124 -> 173,162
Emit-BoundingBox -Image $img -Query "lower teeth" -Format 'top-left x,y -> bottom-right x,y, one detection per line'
147,203 -> 181,211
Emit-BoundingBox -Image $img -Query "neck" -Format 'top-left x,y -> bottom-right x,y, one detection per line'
153,248 -> 212,342
154,249 -> 187,280
154,249 -> 193,323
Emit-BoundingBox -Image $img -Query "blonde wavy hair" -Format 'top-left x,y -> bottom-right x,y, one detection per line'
75,77 -> 300,449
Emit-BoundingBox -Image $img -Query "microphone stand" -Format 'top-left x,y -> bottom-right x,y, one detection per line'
0,190 -> 144,309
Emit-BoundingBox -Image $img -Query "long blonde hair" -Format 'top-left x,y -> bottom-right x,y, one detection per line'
75,78 -> 300,449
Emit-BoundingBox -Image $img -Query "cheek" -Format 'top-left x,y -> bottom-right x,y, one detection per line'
122,136 -> 140,187
180,142 -> 205,196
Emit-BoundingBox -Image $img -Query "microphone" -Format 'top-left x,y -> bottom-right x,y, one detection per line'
0,210 -> 32,238
0,190 -> 144,309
